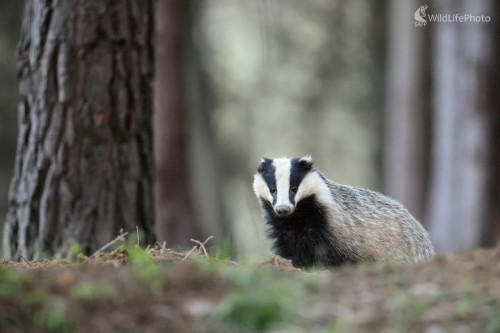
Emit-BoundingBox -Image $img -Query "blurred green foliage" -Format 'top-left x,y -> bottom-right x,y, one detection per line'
69,281 -> 116,301
127,245 -> 165,295
211,237 -> 233,260
0,265 -> 27,297
0,265 -> 73,332
212,268 -> 297,332
36,304 -> 73,333
1,247 -> 500,332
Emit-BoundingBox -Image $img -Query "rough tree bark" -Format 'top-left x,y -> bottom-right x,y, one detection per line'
427,0 -> 499,251
3,0 -> 155,259
154,0 -> 202,247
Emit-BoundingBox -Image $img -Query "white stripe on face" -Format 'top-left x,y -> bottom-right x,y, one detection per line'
295,171 -> 338,210
272,158 -> 292,209
253,173 -> 273,203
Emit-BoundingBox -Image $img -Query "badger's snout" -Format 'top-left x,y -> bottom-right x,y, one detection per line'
275,204 -> 294,216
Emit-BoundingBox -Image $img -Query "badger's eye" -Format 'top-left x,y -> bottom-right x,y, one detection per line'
270,187 -> 276,194
290,186 -> 297,193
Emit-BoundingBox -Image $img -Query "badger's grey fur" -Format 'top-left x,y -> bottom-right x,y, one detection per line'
253,156 -> 435,268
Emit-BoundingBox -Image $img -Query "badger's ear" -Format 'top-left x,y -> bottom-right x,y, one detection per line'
257,158 -> 269,173
298,155 -> 313,171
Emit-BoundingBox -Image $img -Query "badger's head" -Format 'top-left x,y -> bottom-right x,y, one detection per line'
253,155 -> 315,217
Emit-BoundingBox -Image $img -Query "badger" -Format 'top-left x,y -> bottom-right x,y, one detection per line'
253,156 -> 435,268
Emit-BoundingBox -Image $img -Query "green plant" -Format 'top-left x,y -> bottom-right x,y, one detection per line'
212,268 -> 297,332
486,313 -> 500,333
69,282 -> 116,300
38,304 -> 73,333
68,243 -> 83,261
213,289 -> 293,332
211,237 -> 233,260
127,246 -> 164,294
0,266 -> 28,297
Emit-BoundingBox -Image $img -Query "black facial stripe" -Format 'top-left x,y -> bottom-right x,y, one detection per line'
289,158 -> 310,204
259,158 -> 277,204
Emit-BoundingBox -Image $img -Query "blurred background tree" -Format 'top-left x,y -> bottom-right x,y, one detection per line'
385,0 -> 431,224
0,0 -> 499,259
154,0 -> 200,248
154,1 -> 228,249
426,0 -> 500,251
0,2 -> 23,256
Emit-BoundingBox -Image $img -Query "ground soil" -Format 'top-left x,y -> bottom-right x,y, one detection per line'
1,242 -> 499,333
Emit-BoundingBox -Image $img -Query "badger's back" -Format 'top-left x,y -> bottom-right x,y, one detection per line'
253,156 -> 435,268
325,178 -> 435,264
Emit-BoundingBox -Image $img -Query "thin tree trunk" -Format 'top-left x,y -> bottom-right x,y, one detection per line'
0,2 -> 24,253
481,0 -> 500,247
187,2 -> 230,245
385,0 -> 431,222
154,0 -> 202,247
3,0 -> 155,260
427,0 -> 495,251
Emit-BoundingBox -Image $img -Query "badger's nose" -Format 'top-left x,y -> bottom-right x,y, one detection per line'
276,205 -> 292,215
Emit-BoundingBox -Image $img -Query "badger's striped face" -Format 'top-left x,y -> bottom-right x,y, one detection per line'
253,156 -> 314,216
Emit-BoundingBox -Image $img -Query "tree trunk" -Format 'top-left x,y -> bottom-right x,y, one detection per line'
187,2 -> 230,246
427,0 -> 498,251
154,0 -> 202,247
3,0 -> 155,260
0,2 -> 24,254
385,0 -> 431,222
481,0 -> 500,247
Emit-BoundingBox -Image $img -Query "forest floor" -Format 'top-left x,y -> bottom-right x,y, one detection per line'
1,235 -> 500,333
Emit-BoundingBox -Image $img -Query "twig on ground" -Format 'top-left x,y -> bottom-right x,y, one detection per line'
136,226 -> 140,247
84,231 -> 129,263
14,246 -> 33,267
181,246 -> 198,262
190,236 -> 214,257
14,245 -> 22,262
19,253 -> 33,267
